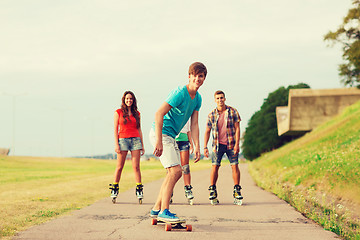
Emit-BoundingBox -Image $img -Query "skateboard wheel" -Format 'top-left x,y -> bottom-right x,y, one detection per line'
165,223 -> 172,231
186,224 -> 192,231
151,218 -> 157,225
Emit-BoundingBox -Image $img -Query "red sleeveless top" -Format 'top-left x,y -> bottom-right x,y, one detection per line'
116,109 -> 140,138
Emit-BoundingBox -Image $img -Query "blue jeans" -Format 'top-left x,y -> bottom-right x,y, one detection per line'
176,141 -> 190,152
211,144 -> 239,166
118,137 -> 142,151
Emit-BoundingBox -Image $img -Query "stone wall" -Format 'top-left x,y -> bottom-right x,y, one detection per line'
276,88 -> 360,136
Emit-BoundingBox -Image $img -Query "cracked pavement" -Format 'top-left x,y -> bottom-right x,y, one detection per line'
14,164 -> 339,240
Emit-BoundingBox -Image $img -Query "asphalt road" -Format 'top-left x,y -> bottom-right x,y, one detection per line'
14,163 -> 339,240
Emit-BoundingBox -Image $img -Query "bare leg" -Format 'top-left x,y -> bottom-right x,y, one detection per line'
114,151 -> 128,182
210,165 -> 220,185
131,150 -> 141,183
153,165 -> 182,211
161,165 -> 182,210
153,173 -> 168,211
231,164 -> 240,185
180,150 -> 191,186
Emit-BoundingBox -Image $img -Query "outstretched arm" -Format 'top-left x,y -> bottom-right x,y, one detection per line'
187,131 -> 194,154
190,111 -> 200,162
234,121 -> 240,155
114,112 -> 121,154
153,102 -> 172,157
203,126 -> 211,158
138,117 -> 145,156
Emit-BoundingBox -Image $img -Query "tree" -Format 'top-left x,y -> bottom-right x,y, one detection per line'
324,0 -> 360,88
242,83 -> 310,160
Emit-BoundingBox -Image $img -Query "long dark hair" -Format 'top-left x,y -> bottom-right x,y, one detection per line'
121,91 -> 140,129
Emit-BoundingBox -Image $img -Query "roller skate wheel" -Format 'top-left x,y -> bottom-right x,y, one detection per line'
151,218 -> 157,225
165,223 -> 172,231
112,197 -> 116,204
210,199 -> 219,205
188,199 -> 193,205
234,199 -> 243,205
186,224 -> 192,231
139,199 -> 143,204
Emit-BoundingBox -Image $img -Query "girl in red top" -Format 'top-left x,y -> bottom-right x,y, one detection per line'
109,91 -> 145,204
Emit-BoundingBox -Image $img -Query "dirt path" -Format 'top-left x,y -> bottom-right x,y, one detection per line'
14,163 -> 339,240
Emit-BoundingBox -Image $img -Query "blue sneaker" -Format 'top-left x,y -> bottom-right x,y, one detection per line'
158,209 -> 179,222
150,209 -> 160,217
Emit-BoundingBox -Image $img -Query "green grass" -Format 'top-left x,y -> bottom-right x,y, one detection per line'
249,100 -> 360,240
0,156 -> 211,239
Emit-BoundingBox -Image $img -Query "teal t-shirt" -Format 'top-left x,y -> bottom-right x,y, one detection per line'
156,85 -> 202,139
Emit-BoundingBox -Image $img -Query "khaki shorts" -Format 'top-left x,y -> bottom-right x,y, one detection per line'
149,128 -> 180,169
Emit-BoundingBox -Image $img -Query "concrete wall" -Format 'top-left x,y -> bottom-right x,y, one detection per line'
277,88 -> 360,136
0,148 -> 10,155
276,106 -> 289,136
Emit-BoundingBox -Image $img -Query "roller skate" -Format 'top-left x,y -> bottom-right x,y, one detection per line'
136,184 -> 144,204
109,183 -> 119,204
233,185 -> 243,205
184,185 -> 194,205
208,185 -> 219,205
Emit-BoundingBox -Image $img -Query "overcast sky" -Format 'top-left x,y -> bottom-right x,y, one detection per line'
0,0 -> 352,158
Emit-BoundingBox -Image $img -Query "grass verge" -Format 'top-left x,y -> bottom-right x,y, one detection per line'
0,156 -> 211,239
249,100 -> 360,240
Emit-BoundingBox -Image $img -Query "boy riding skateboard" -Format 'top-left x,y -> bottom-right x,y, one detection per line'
149,62 -> 207,221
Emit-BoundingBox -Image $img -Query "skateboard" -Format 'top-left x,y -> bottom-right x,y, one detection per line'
151,218 -> 192,231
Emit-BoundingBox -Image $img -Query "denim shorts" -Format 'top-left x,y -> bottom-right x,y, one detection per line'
176,141 -> 190,152
211,144 -> 239,166
149,128 -> 180,169
118,137 -> 142,151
